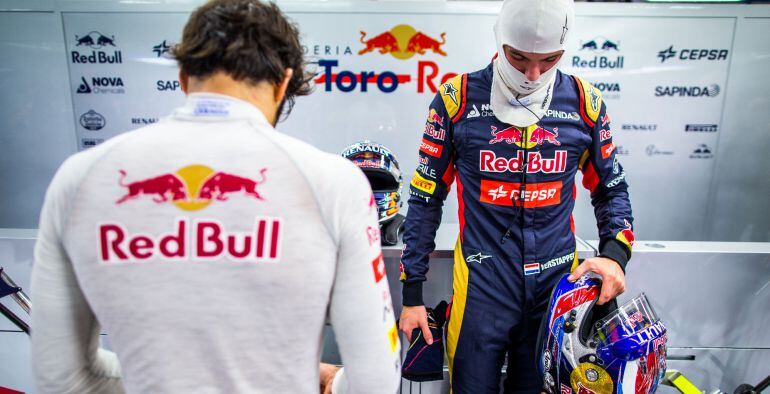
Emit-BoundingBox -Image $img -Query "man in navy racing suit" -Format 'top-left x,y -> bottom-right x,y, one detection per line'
398,0 -> 635,392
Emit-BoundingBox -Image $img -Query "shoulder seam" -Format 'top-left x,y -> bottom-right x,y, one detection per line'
248,120 -> 339,248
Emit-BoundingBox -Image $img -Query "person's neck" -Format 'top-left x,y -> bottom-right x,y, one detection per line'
186,73 -> 277,124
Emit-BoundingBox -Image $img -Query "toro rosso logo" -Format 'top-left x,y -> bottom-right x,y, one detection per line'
116,165 -> 267,211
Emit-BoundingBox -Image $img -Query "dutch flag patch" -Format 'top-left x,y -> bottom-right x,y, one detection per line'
524,263 -> 541,276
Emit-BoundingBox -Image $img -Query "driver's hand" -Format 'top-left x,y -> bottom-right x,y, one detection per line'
398,305 -> 433,344
568,257 -> 626,305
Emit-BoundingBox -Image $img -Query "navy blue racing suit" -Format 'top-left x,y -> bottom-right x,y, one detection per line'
400,63 -> 634,393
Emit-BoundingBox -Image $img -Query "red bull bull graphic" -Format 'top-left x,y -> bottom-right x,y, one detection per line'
198,169 -> 267,201
358,25 -> 446,60
489,126 -> 523,145
427,108 -> 444,127
98,217 -> 282,263
358,30 -> 400,55
406,32 -> 447,56
116,170 -> 187,204
489,125 -> 560,148
480,150 -> 567,174
116,165 -> 267,211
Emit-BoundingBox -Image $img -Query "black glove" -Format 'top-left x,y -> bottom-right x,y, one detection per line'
402,301 -> 448,382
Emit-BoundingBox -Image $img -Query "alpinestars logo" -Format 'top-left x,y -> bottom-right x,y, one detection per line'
466,252 -> 492,264
442,82 -> 459,105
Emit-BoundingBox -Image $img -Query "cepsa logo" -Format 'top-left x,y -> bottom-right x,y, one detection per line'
100,165 -> 281,264
315,25 -> 457,94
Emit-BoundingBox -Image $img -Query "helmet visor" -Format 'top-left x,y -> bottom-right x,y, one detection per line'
594,293 -> 659,346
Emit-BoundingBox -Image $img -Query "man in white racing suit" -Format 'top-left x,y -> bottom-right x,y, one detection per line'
30,0 -> 401,392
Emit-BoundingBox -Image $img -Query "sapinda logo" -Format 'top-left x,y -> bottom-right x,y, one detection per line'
655,84 -> 720,97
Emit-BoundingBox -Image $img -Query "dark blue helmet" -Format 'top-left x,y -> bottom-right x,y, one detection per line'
341,141 -> 402,223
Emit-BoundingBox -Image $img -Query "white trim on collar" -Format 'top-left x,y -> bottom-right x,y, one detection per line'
172,92 -> 270,125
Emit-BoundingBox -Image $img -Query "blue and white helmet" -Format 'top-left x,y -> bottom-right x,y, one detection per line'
341,141 -> 403,223
538,274 -> 667,394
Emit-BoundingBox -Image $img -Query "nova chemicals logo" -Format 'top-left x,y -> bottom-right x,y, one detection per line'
655,84 -> 720,98
77,76 -> 125,94
657,45 -> 729,63
80,110 -> 106,130
572,36 -> 624,69
72,31 -> 122,64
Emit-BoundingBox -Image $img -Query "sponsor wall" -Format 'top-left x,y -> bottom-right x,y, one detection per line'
1,2 -> 769,243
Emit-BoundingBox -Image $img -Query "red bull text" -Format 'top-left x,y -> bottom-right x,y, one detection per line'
99,218 -> 282,263
480,150 -> 568,174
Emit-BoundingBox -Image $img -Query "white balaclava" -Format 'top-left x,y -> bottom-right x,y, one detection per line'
491,0 -> 574,127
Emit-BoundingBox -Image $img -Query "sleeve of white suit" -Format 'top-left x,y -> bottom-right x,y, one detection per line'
30,154 -> 125,394
327,161 -> 401,394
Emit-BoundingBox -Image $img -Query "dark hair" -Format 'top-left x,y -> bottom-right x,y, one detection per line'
173,0 -> 313,116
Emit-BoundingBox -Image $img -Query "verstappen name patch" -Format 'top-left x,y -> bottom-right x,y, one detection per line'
98,217 -> 282,263
411,172 -> 437,194
480,180 -> 562,208
419,138 -> 443,157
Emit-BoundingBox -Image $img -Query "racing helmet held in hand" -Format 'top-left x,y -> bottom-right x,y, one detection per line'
538,274 -> 668,394
341,141 -> 403,223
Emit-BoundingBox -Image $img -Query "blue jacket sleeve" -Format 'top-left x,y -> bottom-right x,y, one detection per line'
578,94 -> 634,271
400,92 -> 456,306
